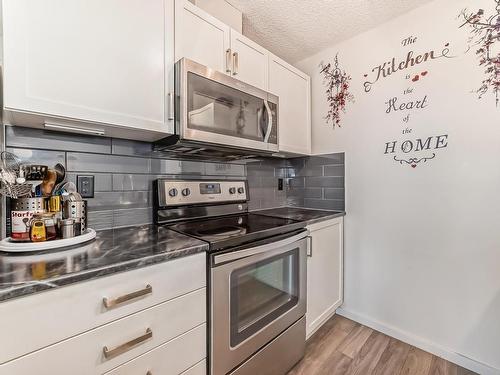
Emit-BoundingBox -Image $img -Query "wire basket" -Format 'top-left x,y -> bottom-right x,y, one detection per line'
0,182 -> 33,199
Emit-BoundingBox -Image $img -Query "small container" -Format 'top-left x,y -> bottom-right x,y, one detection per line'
11,198 -> 46,242
59,219 -> 75,239
30,219 -> 47,242
63,200 -> 87,232
48,196 -> 62,221
73,218 -> 83,236
39,213 -> 57,241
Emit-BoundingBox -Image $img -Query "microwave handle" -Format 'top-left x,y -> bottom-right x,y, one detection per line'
263,100 -> 273,143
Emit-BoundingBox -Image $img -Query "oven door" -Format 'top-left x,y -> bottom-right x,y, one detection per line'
211,231 -> 307,375
176,58 -> 279,153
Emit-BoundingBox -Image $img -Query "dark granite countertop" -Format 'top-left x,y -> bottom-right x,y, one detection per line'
253,207 -> 345,225
0,225 -> 208,303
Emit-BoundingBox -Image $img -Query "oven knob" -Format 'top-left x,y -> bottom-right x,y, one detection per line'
182,188 -> 191,197
168,188 -> 178,197
237,187 -> 245,194
229,187 -> 236,194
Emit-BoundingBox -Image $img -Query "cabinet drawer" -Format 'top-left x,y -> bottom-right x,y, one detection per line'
0,288 -> 206,375
181,359 -> 207,375
0,253 -> 206,364
105,325 -> 206,375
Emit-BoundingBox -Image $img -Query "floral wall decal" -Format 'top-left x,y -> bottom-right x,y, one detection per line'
319,54 -> 354,127
459,0 -> 500,106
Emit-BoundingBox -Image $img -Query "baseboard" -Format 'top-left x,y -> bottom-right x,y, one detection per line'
336,307 -> 500,375
306,300 -> 342,339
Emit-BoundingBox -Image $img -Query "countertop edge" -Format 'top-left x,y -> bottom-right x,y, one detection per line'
0,242 -> 208,303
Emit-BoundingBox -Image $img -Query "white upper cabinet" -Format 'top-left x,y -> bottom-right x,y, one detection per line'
230,30 -> 268,91
2,0 -> 174,141
269,54 -> 311,155
175,0 -> 269,90
175,0 -> 231,74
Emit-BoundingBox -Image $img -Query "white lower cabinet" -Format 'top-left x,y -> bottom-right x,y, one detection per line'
306,217 -> 344,339
0,254 -> 207,375
181,360 -> 207,375
105,324 -> 206,375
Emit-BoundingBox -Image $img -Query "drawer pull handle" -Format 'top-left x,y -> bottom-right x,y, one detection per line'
103,284 -> 152,309
103,328 -> 153,359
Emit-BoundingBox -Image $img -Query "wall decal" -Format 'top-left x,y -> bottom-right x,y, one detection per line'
459,0 -> 500,106
319,54 -> 354,127
362,35 -> 456,169
393,153 -> 436,168
363,44 -> 453,93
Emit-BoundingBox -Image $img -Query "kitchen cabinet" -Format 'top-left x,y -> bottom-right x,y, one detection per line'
0,253 -> 207,374
306,217 -> 344,339
2,0 -> 175,141
175,0 -> 231,74
175,0 -> 269,90
269,54 -> 311,155
229,30 -> 269,90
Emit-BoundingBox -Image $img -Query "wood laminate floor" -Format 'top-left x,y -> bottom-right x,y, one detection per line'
288,315 -> 477,375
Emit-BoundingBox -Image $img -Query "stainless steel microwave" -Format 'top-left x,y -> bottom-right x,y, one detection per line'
155,58 -> 279,159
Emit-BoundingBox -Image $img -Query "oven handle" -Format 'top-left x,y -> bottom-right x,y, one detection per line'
213,231 -> 309,265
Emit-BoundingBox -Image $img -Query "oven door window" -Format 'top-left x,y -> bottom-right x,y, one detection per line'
230,248 -> 299,347
187,72 -> 277,145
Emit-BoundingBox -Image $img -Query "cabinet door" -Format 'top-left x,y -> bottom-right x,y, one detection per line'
306,218 -> 344,338
2,0 -> 171,133
269,54 -> 311,155
230,30 -> 268,90
175,0 -> 230,74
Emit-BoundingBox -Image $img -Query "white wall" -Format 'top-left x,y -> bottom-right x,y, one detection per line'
297,0 -> 500,373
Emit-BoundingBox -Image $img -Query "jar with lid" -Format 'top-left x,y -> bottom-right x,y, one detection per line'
37,213 -> 57,241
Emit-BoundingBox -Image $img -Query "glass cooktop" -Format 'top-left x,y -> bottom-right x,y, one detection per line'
167,213 -> 305,251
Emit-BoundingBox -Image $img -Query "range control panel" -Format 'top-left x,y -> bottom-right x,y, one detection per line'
157,179 -> 248,207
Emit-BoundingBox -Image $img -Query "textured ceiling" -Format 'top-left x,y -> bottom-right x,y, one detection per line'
226,0 -> 433,63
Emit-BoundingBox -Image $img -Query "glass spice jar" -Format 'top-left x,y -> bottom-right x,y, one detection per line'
38,213 -> 57,241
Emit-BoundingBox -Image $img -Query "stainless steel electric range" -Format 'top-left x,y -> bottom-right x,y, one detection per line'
154,179 -> 309,375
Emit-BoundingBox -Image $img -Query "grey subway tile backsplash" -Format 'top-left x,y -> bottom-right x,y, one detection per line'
87,191 -> 151,210
305,176 -> 344,188
304,198 -> 345,211
87,210 -> 114,230
323,165 -> 345,176
113,208 -> 153,228
66,173 -> 113,192
324,188 -> 345,200
112,174 -> 151,191
5,125 -> 111,154
5,126 -> 345,228
205,163 -> 245,177
67,153 -> 150,173
111,138 -> 153,156
8,147 -> 66,166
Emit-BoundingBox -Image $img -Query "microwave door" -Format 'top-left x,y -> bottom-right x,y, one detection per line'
178,59 -> 278,153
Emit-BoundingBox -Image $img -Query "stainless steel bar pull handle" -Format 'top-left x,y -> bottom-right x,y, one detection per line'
263,100 -> 272,143
307,236 -> 313,257
232,52 -> 239,75
167,92 -> 174,120
226,49 -> 232,73
103,328 -> 153,359
103,284 -> 152,309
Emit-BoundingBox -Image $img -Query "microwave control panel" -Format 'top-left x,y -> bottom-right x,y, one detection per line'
158,179 -> 247,207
